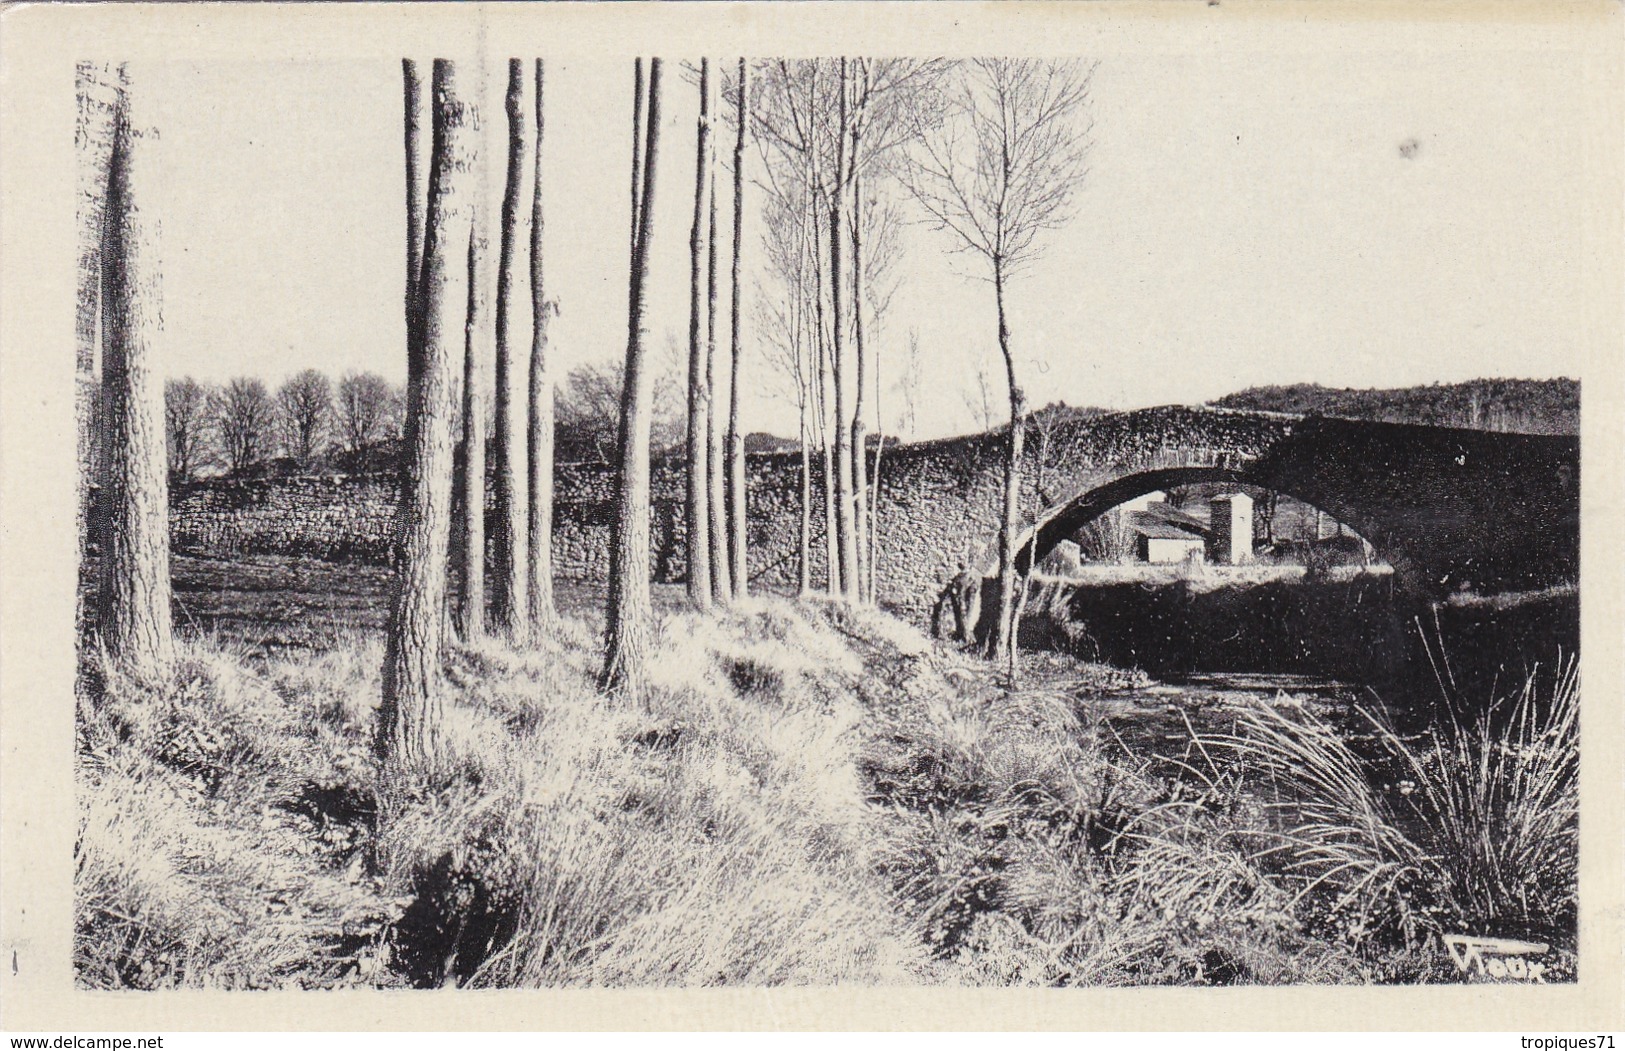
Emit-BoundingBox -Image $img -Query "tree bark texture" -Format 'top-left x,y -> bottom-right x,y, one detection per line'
403,60 -> 428,441
706,149 -> 730,605
456,216 -> 486,640
685,59 -> 714,610
849,145 -> 869,604
868,354 -> 885,604
601,57 -> 664,695
491,58 -> 531,639
810,202 -> 839,596
95,64 -> 174,684
727,57 -> 749,598
381,59 -> 476,774
798,410 -> 813,597
527,58 -> 557,632
829,59 -> 858,601
992,265 -> 1025,683
76,63 -> 117,638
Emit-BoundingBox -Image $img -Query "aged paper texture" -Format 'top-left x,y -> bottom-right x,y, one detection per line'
2,0 -> 1621,1032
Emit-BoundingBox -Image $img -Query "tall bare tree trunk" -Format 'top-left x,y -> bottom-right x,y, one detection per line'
96,64 -> 173,684
798,399 -> 812,596
726,57 -> 749,599
810,198 -> 838,596
794,216 -> 813,598
403,60 -> 428,446
868,336 -> 884,604
455,151 -> 486,641
849,143 -> 869,604
685,59 -> 715,610
602,58 -> 664,695
491,59 -> 531,639
526,59 -> 556,633
706,153 -> 731,604
381,59 -> 475,773
992,263 -> 1025,686
829,59 -> 858,601
77,63 -> 117,641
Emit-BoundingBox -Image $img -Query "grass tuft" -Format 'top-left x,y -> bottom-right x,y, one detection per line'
1206,653 -> 1578,956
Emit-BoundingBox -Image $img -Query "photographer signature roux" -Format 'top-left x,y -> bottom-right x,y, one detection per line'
1443,933 -> 1550,981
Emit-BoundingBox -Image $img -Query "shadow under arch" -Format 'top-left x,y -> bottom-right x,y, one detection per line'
953,466 -> 1409,668
952,464 -> 1396,647
1013,465 -> 1256,575
1009,465 -> 1398,585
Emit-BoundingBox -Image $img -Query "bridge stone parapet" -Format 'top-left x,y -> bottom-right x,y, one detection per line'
164,404 -> 1575,628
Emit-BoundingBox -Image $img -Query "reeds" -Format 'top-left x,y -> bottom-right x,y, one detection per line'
1209,649 -> 1578,950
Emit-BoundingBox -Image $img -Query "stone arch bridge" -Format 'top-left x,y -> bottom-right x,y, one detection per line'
169,405 -> 1578,628
939,406 -> 1579,618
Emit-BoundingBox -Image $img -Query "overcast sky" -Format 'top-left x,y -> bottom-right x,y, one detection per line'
142,48 -> 1588,441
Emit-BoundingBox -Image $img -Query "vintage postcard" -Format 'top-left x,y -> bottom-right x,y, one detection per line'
1,0 -> 1620,1033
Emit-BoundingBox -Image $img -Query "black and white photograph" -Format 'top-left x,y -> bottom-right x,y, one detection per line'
2,0 -> 1621,1033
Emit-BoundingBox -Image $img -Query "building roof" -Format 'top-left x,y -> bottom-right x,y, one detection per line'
1144,501 -> 1212,534
1130,508 -> 1208,541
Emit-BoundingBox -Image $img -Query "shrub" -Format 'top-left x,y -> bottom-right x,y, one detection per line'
1209,654 -> 1578,953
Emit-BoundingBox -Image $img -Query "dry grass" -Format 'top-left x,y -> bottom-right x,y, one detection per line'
1202,650 -> 1578,965
76,634 -> 396,989
79,593 -> 1553,989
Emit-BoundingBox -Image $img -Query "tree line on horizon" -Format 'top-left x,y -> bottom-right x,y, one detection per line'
77,54 -> 1099,797
1212,378 -> 1579,436
154,355 -> 710,482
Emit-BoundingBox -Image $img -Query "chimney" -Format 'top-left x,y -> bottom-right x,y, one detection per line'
1212,493 -> 1254,565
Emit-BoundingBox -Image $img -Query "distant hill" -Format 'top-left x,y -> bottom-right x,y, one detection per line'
1210,378 -> 1578,435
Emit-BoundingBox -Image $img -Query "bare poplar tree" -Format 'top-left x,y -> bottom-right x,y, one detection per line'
726,57 -> 750,598
755,186 -> 815,595
753,58 -> 948,601
685,59 -> 715,610
902,58 -> 1095,681
403,59 -> 428,428
756,61 -> 839,595
706,127 -> 731,604
601,57 -> 664,695
526,58 -> 557,632
455,222 -> 486,640
843,59 -> 945,603
276,368 -> 333,467
336,371 -> 395,455
165,377 -> 212,483
857,194 -> 905,602
814,202 -> 839,596
95,63 -> 173,682
380,58 -> 477,774
490,58 -> 531,639
77,62 -> 118,635
848,100 -> 870,603
453,67 -> 487,642
827,59 -> 860,600
213,377 -> 275,475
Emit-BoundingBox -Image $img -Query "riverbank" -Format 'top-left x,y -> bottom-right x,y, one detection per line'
1022,569 -> 1577,710
75,594 -> 1575,988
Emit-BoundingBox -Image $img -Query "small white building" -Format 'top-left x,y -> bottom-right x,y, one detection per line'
1137,524 -> 1207,564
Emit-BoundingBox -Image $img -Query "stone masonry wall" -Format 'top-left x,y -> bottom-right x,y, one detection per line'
169,407 -> 1296,623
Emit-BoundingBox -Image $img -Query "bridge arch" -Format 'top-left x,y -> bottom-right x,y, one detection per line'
1012,466 -> 1387,577
1015,466 -> 1248,574
973,413 -> 1579,604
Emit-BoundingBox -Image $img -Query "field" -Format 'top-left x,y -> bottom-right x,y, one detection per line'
74,553 -> 1579,988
